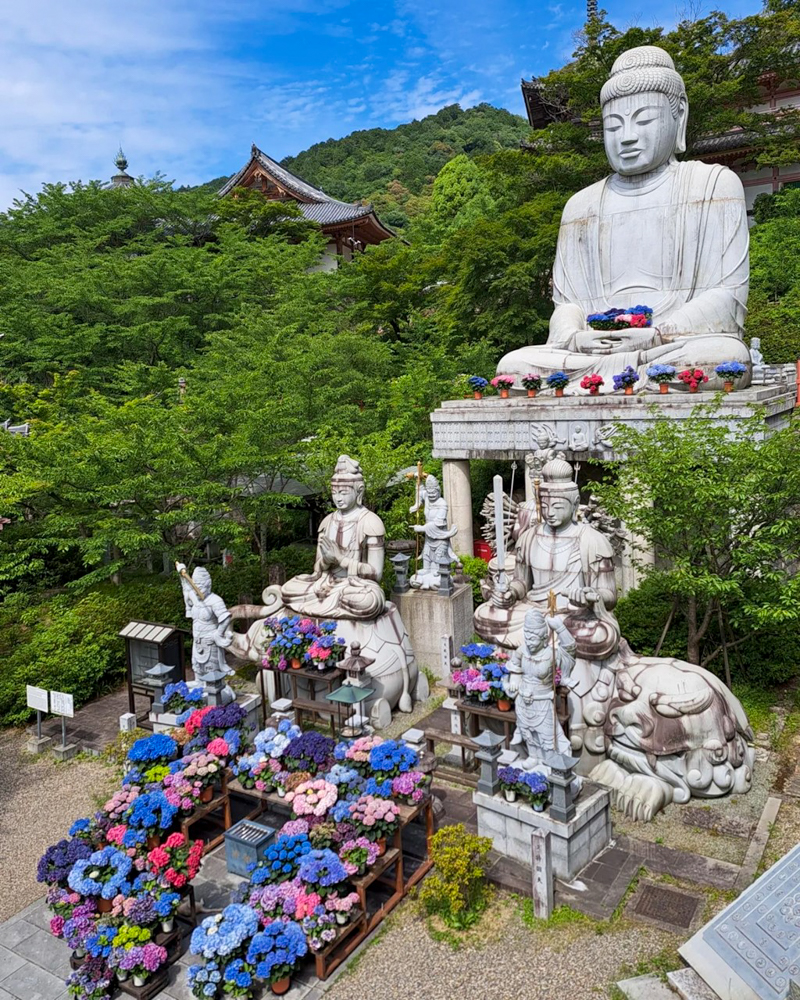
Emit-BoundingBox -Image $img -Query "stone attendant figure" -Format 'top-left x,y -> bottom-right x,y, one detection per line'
176,563 -> 233,678
280,455 -> 386,619
409,474 -> 458,590
505,609 -> 577,770
497,46 -> 750,392
476,457 -> 620,663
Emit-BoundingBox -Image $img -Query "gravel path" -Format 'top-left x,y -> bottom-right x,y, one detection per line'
324,898 -> 678,1000
0,729 -> 117,922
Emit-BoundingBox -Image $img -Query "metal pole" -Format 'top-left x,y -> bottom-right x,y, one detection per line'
37,710 -> 42,740
61,715 -> 67,749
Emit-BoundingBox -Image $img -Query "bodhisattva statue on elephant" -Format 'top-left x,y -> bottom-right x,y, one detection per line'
474,457 -> 754,821
227,455 -> 421,729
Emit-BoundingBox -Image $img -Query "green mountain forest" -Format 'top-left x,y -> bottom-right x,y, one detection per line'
0,1 -> 799,726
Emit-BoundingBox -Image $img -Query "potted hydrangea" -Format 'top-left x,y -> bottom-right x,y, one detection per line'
490,374 -> 515,399
468,376 -> 489,399
324,891 -> 360,926
348,795 -> 400,854
338,837 -> 380,876
521,373 -> 542,397
646,363 -> 676,393
297,848 -> 349,899
498,765 -> 523,803
368,739 -> 418,778
546,371 -> 570,397
249,833 -> 312,885
715,360 -> 747,392
612,366 -> 639,394
678,367 -> 709,393
580,373 -> 604,396
245,920 -> 308,995
284,731 -> 335,775
67,846 -> 134,914
520,771 -> 550,812
286,779 -> 338,818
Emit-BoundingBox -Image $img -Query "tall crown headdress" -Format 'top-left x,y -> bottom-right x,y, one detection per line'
540,458 -> 579,498
600,45 -> 686,118
331,454 -> 364,484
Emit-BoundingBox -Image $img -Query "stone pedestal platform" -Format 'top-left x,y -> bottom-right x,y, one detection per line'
433,381 -> 797,553
393,584 -> 474,679
474,784 -> 611,882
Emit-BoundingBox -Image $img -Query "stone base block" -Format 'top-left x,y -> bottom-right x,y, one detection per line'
53,743 -> 79,761
149,711 -> 183,734
27,735 -> 52,754
474,784 -> 611,882
393,584 -> 474,679
239,693 -> 262,738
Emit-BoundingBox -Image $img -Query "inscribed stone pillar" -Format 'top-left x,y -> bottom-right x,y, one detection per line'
442,459 -> 473,559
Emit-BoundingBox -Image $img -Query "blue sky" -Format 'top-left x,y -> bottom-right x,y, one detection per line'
0,0 -> 762,208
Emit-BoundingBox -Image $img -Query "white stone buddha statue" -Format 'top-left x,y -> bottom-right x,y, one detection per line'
497,46 -> 751,392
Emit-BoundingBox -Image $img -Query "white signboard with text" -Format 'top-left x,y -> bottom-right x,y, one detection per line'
26,685 -> 49,713
50,691 -> 74,718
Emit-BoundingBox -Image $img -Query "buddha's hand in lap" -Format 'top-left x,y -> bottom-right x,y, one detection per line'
569,586 -> 599,607
573,328 -> 660,355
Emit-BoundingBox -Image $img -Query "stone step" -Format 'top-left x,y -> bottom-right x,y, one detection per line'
616,973 -> 677,999
667,968 -> 721,999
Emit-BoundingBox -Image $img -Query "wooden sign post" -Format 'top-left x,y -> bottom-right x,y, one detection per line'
531,830 -> 554,920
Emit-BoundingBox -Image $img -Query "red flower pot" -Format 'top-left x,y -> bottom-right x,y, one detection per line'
200,786 -> 214,804
724,381 -> 733,393
376,837 -> 387,856
473,391 -> 482,400
97,897 -> 113,914
146,834 -> 161,850
290,658 -> 302,670
624,386 -> 633,395
589,387 -> 599,396
271,977 -> 291,995
659,383 -> 669,394
689,385 -> 698,393
555,388 -> 564,398
527,388 -> 537,398
500,389 -> 509,399
496,698 -> 512,712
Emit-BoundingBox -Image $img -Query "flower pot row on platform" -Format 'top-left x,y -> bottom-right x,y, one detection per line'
468,361 -> 748,399
40,711 -> 431,1000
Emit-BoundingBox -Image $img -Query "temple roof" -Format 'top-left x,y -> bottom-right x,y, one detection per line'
218,145 -> 394,243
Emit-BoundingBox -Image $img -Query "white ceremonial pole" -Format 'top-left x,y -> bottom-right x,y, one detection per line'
493,475 -> 508,596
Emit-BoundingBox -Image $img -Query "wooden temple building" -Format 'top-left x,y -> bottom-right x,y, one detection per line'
521,74 -> 800,217
219,145 -> 394,268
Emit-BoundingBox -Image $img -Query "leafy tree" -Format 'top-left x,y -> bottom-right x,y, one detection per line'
595,406 -> 800,677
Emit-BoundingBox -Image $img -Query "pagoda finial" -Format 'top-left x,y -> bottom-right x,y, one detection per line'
114,147 -> 129,172
587,0 -> 598,20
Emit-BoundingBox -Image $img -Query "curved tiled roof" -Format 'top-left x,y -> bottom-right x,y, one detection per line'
217,145 -> 394,240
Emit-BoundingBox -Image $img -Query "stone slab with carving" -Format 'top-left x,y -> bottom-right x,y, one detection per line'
680,843 -> 800,1000
227,455 -> 420,728
496,46 -> 752,393
473,455 -> 755,820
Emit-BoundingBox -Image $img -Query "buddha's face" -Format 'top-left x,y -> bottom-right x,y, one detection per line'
602,92 -> 683,176
542,495 -> 576,529
331,481 -> 359,511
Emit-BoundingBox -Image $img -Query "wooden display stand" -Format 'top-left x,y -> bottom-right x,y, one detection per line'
181,771 -> 232,853
228,785 -> 434,981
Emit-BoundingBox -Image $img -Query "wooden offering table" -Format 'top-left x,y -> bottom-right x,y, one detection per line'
180,771 -> 232,853
457,699 -> 517,748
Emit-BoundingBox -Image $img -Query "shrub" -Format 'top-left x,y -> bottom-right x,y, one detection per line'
419,823 -> 492,929
458,555 -> 489,607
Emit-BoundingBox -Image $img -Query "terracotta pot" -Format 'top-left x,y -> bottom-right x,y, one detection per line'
290,658 -> 302,670
554,387 -> 564,398
659,382 -> 669,394
624,385 -> 633,395
376,837 -> 387,857
496,698 -> 512,712
200,785 -> 214,804
146,834 -> 161,850
499,388 -> 509,399
271,977 -> 291,995
526,388 -> 537,397
473,391 -> 482,400
689,385 -> 698,393
589,387 -> 599,395
96,896 -> 113,914
724,381 -> 734,393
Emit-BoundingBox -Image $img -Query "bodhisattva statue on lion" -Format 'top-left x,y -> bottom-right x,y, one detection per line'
227,455 -> 422,729
475,457 -> 754,821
